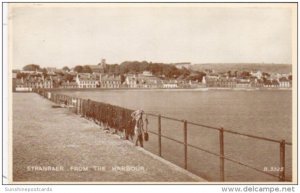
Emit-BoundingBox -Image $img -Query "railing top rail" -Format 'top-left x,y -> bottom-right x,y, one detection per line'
146,112 -> 292,146
147,113 -> 184,122
187,121 -> 222,131
223,129 -> 292,145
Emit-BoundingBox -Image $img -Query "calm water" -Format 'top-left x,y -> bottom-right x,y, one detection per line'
57,89 -> 293,182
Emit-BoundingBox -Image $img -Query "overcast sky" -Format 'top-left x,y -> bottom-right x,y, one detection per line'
10,3 -> 295,69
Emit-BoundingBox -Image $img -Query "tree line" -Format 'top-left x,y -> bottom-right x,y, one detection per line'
20,61 -> 206,81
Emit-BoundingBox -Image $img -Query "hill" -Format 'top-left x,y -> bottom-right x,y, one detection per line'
191,63 -> 292,74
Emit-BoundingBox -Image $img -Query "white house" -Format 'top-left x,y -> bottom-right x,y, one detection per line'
279,77 -> 291,88
173,62 -> 191,69
76,74 -> 99,88
162,80 -> 178,88
100,74 -> 122,88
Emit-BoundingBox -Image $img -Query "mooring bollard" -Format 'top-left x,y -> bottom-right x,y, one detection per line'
279,140 -> 286,181
158,114 -> 162,157
184,120 -> 188,170
219,127 -> 225,181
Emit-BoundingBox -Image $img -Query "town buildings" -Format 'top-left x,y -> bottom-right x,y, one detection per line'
124,74 -> 138,88
173,62 -> 191,69
278,77 -> 291,88
100,74 -> 122,88
12,63 -> 293,91
123,71 -> 163,88
162,80 -> 178,88
61,81 -> 78,89
14,76 -> 53,91
76,74 -> 99,88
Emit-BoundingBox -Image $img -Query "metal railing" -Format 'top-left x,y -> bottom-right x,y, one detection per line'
145,113 -> 292,182
36,90 -> 292,182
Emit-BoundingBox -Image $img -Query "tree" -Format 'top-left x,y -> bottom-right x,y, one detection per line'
70,65 -> 92,73
186,71 -> 206,82
118,61 -> 194,79
262,72 -> 270,77
227,70 -> 232,77
107,64 -> 118,74
23,64 -> 40,71
234,71 -> 238,77
262,77 -> 268,83
64,74 -> 74,82
62,66 -> 70,72
41,68 -> 48,77
16,73 -> 27,79
53,79 -> 62,88
240,71 -> 250,79
56,71 -> 64,76
120,74 -> 126,83
74,65 -> 83,73
181,67 -> 191,77
82,65 -> 92,73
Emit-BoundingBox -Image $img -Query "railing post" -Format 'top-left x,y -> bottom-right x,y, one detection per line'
79,99 -> 82,115
219,127 -> 225,181
184,120 -> 188,170
158,114 -> 162,157
279,140 -> 286,181
76,98 -> 79,114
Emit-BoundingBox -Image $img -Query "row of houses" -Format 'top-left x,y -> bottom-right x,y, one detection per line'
13,69 -> 293,91
61,74 -> 122,89
61,71 -> 192,89
13,77 -> 53,92
122,71 -> 204,89
205,76 -> 292,88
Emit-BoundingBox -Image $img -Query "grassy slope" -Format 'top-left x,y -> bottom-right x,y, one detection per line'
191,63 -> 292,74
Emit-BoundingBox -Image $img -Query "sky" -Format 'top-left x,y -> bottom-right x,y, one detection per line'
9,3 -> 295,69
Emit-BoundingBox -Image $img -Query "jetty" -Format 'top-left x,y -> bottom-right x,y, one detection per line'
12,93 -> 205,182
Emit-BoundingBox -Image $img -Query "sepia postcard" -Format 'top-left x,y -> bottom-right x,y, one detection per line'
4,2 -> 298,185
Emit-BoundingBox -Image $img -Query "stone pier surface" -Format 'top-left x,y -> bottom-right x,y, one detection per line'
12,93 -> 205,182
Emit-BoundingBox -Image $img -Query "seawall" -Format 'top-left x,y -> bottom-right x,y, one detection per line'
12,93 -> 206,183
